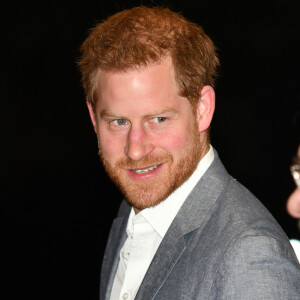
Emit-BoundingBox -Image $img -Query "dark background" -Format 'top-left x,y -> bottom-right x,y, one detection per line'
3,0 -> 300,299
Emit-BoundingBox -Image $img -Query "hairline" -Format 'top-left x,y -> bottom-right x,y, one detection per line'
88,54 -> 200,109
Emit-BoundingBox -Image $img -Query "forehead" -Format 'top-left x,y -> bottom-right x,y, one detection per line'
95,57 -> 186,112
99,57 -> 176,88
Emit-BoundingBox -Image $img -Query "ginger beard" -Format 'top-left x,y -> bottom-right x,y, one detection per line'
99,118 -> 203,211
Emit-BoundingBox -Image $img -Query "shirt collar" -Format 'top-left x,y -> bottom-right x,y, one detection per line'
127,145 -> 214,238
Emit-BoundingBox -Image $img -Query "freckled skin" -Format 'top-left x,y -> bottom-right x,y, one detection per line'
88,58 -> 213,212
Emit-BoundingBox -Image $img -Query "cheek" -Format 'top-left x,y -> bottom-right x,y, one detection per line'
98,132 -> 126,161
158,113 -> 198,153
158,130 -> 192,154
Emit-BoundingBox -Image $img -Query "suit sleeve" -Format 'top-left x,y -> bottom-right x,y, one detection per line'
210,234 -> 300,299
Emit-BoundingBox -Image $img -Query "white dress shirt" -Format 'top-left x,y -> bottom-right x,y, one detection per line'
290,239 -> 300,262
110,146 -> 214,300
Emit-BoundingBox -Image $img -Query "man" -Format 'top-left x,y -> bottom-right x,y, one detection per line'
78,6 -> 300,300
287,145 -> 300,261
288,188 -> 300,218
288,185 -> 300,262
288,145 -> 300,219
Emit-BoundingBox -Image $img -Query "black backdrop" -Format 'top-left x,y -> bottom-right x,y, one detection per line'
3,1 -> 300,299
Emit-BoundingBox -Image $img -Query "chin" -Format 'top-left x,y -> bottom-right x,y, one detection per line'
125,190 -> 171,211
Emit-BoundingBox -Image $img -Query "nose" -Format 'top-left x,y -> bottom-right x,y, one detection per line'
125,125 -> 154,161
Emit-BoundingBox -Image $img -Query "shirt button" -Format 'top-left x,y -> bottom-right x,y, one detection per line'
122,292 -> 129,299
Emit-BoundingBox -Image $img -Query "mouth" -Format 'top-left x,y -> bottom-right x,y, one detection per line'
130,164 -> 162,174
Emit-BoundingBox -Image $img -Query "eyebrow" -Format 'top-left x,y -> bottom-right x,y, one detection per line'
100,110 -> 120,118
100,107 -> 178,119
144,107 -> 178,118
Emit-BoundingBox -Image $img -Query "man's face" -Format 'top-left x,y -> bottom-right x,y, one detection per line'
89,58 -> 209,212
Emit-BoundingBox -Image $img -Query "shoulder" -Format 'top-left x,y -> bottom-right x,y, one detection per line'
214,178 -> 285,236
206,179 -> 300,298
209,229 -> 300,299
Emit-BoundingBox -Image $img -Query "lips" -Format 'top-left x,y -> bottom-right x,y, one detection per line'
131,164 -> 162,174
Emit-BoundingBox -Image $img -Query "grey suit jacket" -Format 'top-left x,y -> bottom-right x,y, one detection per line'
100,151 -> 300,299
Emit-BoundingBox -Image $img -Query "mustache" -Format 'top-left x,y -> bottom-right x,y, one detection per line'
115,152 -> 173,169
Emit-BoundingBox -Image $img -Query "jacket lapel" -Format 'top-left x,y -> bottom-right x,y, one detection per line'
134,220 -> 187,300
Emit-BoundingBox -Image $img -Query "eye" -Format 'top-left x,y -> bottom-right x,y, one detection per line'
152,117 -> 167,123
112,119 -> 128,126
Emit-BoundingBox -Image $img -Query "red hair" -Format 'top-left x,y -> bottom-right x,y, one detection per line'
78,6 -> 219,108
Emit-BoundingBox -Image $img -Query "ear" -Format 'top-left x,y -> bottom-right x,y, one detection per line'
196,85 -> 215,132
86,100 -> 97,134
